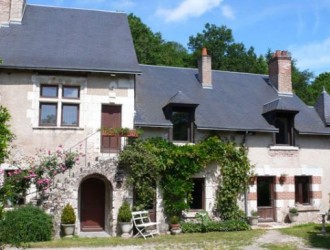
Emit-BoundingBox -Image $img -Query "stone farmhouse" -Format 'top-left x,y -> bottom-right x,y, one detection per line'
1,0 -> 330,236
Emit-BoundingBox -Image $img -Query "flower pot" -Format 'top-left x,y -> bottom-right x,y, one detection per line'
289,213 -> 298,223
248,216 -> 259,226
119,222 -> 132,238
61,224 -> 75,237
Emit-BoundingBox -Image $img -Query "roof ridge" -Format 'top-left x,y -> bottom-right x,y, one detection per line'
27,4 -> 127,14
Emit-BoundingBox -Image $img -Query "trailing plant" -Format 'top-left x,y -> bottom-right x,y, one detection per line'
61,204 -> 76,224
118,201 -> 132,223
118,136 -> 252,220
0,205 -> 52,246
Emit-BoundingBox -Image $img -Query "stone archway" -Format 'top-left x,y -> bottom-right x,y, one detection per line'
79,175 -> 113,232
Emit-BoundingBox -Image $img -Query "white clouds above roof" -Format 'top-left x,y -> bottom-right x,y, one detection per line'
156,0 -> 223,22
289,37 -> 330,75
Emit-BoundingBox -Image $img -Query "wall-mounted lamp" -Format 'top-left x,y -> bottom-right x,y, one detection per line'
114,170 -> 124,188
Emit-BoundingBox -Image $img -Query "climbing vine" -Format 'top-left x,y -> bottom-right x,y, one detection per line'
118,136 -> 252,220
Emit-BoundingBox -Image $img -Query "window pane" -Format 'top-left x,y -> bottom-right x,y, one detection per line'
63,86 -> 79,98
295,176 -> 310,204
172,111 -> 190,141
41,85 -> 58,97
40,103 -> 57,125
62,104 -> 79,126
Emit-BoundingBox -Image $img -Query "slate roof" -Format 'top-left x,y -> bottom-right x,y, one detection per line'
0,5 -> 140,73
136,64 -> 330,135
314,90 -> 330,126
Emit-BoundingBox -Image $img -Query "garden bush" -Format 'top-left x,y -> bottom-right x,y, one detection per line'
0,205 -> 52,246
181,219 -> 250,233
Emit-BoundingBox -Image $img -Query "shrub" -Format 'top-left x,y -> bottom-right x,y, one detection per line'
118,201 -> 132,222
169,215 -> 180,224
289,207 -> 299,215
250,210 -> 258,216
0,205 -> 52,246
61,204 -> 76,224
181,219 -> 250,233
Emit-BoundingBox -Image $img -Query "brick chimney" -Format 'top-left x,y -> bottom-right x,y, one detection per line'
268,50 -> 292,94
198,47 -> 212,89
0,0 -> 25,25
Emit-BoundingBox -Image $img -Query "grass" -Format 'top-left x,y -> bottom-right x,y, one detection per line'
280,223 -> 330,249
29,230 -> 264,249
260,243 -> 299,250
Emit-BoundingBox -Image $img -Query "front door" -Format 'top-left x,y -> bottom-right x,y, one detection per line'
80,178 -> 105,231
101,105 -> 121,153
257,176 -> 275,222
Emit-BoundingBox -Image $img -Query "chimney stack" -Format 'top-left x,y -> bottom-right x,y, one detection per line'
0,0 -> 25,26
198,47 -> 212,89
268,50 -> 292,94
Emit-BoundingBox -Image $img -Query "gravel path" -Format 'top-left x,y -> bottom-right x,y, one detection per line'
243,229 -> 319,250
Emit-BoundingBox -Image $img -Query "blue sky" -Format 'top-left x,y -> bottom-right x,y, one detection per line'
28,0 -> 330,77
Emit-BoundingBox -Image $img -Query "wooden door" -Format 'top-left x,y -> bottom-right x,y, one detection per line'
257,176 -> 275,222
80,178 -> 105,231
101,105 -> 121,153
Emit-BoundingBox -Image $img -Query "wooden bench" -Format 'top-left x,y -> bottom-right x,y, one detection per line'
132,210 -> 159,239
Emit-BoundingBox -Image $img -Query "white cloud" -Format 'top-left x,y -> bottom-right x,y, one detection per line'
221,4 -> 235,20
156,0 -> 223,22
289,37 -> 330,75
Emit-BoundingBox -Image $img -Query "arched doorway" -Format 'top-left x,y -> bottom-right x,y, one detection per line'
80,178 -> 106,231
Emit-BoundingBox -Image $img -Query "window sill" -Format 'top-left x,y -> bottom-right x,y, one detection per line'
33,126 -> 84,130
173,141 -> 195,146
269,145 -> 299,151
182,210 -> 205,218
296,205 -> 320,212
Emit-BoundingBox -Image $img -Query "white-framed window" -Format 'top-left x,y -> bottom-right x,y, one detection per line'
39,84 -> 80,127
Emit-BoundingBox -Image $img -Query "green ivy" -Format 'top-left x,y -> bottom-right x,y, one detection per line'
118,136 -> 252,220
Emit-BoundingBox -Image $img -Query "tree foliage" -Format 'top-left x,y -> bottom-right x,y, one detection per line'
0,106 -> 14,163
188,23 -> 268,74
119,136 -> 252,220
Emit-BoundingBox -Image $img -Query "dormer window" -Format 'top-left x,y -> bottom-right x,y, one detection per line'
274,114 -> 294,145
171,107 -> 194,142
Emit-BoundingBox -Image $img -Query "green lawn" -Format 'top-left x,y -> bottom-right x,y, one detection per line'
280,223 -> 330,249
29,230 -> 264,249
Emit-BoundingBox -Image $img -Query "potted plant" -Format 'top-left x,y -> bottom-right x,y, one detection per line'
248,210 -> 259,226
169,215 -> 181,235
61,204 -> 76,237
288,207 -> 299,222
118,201 -> 132,238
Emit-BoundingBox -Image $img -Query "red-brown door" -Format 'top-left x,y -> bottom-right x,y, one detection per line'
80,178 -> 105,231
257,176 -> 275,222
101,105 -> 121,153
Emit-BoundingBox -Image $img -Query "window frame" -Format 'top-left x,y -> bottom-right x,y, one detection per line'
39,102 -> 58,126
170,106 -> 195,142
61,103 -> 80,127
38,83 -> 80,127
295,176 -> 311,205
189,178 -> 205,210
62,85 -> 80,99
40,84 -> 58,98
273,113 -> 295,146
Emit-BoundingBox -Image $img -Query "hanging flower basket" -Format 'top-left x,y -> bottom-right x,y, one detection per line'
101,128 -> 141,138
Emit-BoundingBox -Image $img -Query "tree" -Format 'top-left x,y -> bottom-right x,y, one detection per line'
188,23 -> 268,73
128,14 -> 191,67
0,106 -> 14,163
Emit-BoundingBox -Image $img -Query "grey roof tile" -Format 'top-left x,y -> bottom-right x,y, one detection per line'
136,64 -> 330,135
0,5 -> 140,73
